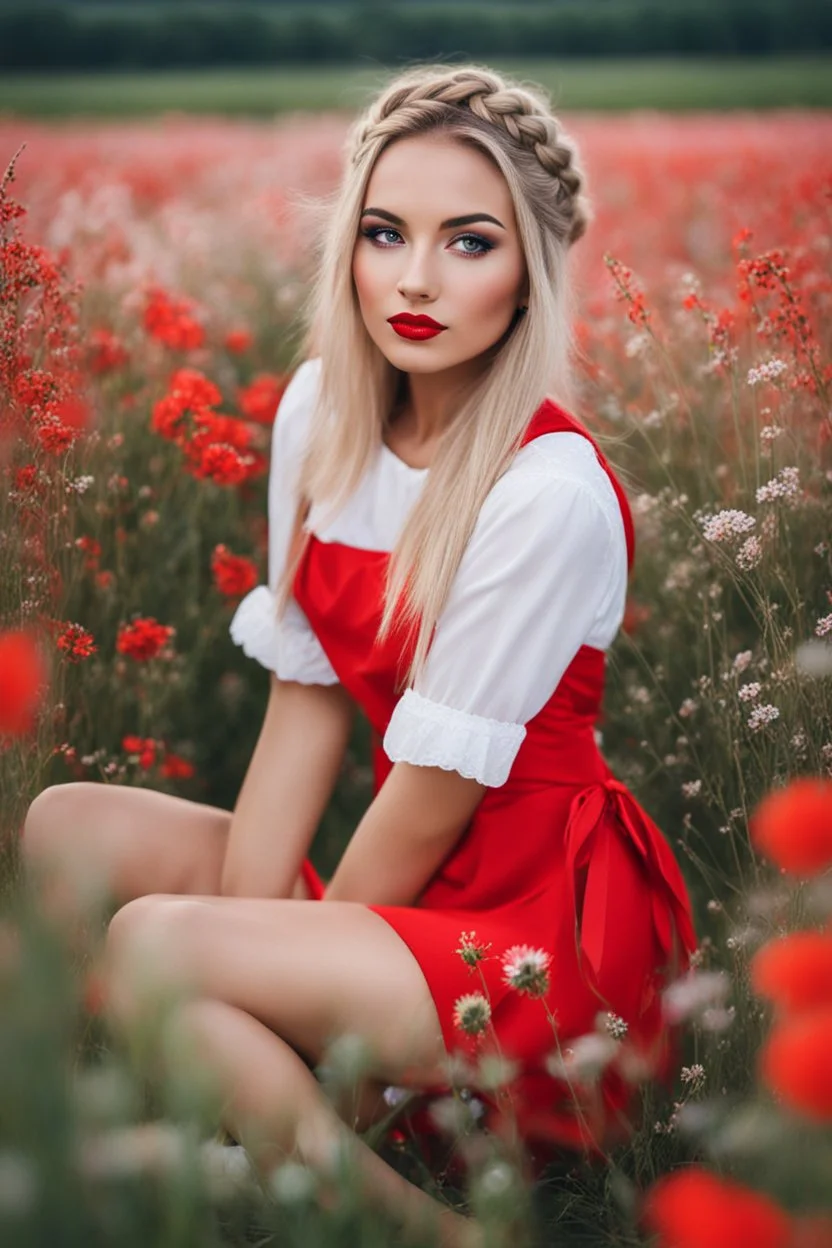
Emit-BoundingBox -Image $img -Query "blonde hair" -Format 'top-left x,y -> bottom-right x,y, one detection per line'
278,61 -> 593,689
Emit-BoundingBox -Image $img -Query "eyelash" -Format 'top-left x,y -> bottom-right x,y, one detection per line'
360,226 -> 494,258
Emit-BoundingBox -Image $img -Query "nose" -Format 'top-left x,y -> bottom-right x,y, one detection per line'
396,242 -> 439,304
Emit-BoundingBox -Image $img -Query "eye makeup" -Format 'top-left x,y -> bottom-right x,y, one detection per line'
359,225 -> 495,258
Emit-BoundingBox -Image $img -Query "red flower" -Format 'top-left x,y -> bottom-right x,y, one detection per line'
192,442 -> 251,486
0,631 -> 46,735
168,367 -> 222,411
238,373 -> 287,425
759,1007 -> 832,1122
751,931 -> 832,1017
750,778 -> 832,877
88,327 -> 128,375
160,752 -> 195,779
116,618 -> 175,661
12,464 -> 42,496
143,287 -> 205,351
224,327 -> 253,354
642,1167 -> 792,1248
211,544 -> 259,598
122,735 -> 157,769
34,415 -> 78,455
56,623 -> 97,662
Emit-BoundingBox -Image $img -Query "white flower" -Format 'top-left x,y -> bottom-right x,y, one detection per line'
747,703 -> 780,732
662,970 -> 731,1024
738,682 -> 761,702
759,424 -> 784,445
736,535 -> 763,570
732,649 -> 754,674
678,698 -> 698,718
680,1063 -> 706,1088
746,358 -> 788,386
453,992 -> 491,1036
795,641 -> 832,678
700,509 -> 756,543
600,1011 -> 629,1040
756,466 -> 801,504
546,1033 -> 619,1084
268,1161 -> 317,1205
681,780 -> 702,799
501,944 -> 551,997
815,613 -> 832,638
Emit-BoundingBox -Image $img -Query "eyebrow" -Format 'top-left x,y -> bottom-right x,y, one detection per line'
360,207 -> 506,231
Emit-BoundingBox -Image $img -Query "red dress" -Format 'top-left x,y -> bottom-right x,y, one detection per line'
289,396 -> 698,1161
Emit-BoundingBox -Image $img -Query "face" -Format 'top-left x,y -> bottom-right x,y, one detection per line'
352,133 -> 529,382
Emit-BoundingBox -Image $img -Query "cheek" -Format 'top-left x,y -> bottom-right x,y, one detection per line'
461,257 -> 524,317
352,248 -> 380,309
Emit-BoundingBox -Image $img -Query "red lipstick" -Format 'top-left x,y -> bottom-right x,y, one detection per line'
387,312 -> 447,341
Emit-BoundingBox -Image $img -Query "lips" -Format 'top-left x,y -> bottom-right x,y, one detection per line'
387,313 -> 447,341
388,313 -> 447,330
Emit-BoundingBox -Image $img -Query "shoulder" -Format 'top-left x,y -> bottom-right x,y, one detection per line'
273,356 -> 322,453
475,431 -> 625,554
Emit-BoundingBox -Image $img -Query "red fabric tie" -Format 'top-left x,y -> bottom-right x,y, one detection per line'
564,776 -> 698,1015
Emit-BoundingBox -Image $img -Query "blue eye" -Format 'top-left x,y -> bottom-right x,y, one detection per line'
360,226 -> 493,258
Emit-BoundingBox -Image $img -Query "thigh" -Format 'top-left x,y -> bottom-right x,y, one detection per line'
106,895 -> 448,1086
23,782 -> 232,903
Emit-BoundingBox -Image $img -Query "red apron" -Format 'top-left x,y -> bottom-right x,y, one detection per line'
293,397 -> 698,1162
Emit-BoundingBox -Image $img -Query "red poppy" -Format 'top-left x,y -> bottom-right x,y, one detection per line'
88,327 -> 128,375
224,327 -> 253,354
116,618 -> 175,661
122,735 -> 157,769
759,1008 -> 832,1122
143,287 -> 205,351
750,931 -> 832,1017
211,544 -> 259,598
192,441 -> 251,486
160,753 -> 195,780
750,778 -> 832,877
56,622 -> 97,662
0,631 -> 46,735
238,372 -> 287,425
642,1167 -> 792,1248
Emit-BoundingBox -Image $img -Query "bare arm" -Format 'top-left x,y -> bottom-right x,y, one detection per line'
323,761 -> 486,907
221,674 -> 356,898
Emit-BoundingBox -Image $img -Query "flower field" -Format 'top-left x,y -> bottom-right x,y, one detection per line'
1,110 -> 831,1245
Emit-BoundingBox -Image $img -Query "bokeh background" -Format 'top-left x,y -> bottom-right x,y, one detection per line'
1,4 -> 831,1247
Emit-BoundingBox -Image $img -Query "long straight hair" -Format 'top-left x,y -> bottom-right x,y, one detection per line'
276,63 -> 592,689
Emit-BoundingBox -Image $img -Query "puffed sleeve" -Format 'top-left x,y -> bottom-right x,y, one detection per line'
382,452 -> 627,786
229,358 -> 339,684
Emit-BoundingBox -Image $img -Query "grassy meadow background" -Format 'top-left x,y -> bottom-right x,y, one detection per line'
1,37 -> 831,1248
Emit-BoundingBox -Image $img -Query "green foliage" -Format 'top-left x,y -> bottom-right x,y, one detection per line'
1,0 -> 831,72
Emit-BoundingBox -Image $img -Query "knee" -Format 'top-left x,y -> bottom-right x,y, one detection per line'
21,783 -> 97,866
105,896 -> 205,1013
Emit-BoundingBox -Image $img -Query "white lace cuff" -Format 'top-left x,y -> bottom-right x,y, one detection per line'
229,585 -> 339,685
383,688 -> 526,787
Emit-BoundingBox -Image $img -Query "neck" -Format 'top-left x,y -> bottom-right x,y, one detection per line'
395,361 -> 483,444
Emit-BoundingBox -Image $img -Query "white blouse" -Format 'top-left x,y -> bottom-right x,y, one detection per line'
230,357 -> 628,786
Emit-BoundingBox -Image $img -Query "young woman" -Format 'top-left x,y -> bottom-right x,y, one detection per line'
23,63 -> 697,1247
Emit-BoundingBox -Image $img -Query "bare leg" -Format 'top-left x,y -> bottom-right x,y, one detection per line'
20,782 -> 310,939
103,895 -> 485,1247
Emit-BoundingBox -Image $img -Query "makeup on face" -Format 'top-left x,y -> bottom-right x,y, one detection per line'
352,135 -> 528,371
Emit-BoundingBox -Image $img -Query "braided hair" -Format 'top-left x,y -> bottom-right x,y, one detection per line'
346,64 -> 591,247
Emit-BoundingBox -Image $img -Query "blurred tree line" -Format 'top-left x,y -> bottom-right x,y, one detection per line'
2,0 -> 830,71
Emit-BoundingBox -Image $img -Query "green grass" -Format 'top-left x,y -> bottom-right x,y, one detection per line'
0,56 -> 830,118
